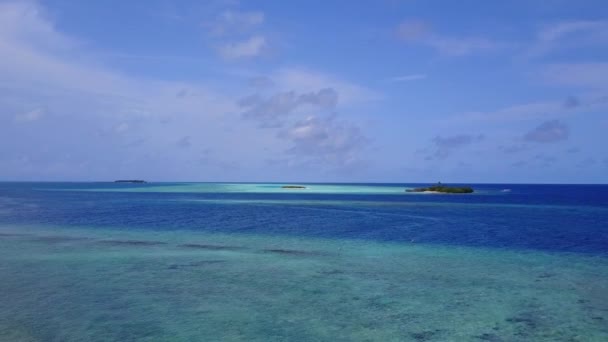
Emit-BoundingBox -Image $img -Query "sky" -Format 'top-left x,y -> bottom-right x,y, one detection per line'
1,0 -> 607,183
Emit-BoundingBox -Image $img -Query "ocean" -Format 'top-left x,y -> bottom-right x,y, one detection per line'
0,182 -> 607,341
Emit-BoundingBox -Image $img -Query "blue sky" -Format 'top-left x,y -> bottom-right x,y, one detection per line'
1,0 -> 607,183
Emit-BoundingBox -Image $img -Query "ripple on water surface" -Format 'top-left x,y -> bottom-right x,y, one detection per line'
0,225 -> 607,341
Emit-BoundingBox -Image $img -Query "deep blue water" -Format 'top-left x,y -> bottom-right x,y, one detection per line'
1,182 -> 607,254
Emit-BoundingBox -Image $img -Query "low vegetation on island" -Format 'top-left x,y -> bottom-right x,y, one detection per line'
281,185 -> 307,189
406,183 -> 474,194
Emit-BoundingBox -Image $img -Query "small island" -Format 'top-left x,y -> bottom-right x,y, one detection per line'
281,185 -> 307,189
114,180 -> 147,183
406,182 -> 473,194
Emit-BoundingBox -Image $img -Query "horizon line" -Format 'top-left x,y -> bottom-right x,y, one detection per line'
1,180 -> 607,185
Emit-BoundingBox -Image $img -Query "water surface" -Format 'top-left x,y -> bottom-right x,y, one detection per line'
1,182 -> 607,341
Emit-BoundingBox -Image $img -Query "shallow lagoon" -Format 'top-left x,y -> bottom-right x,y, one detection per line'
1,226 -> 607,341
1,182 -> 608,341
66,182 -> 413,194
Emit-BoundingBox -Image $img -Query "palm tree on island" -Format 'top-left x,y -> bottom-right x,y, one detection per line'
407,182 -> 474,194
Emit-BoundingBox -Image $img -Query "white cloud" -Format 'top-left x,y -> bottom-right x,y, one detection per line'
237,78 -> 373,168
0,1 -> 376,179
218,35 -> 266,59
235,69 -> 377,168
278,115 -> 368,168
204,9 -> 269,60
0,1 -> 250,180
14,107 -> 44,122
396,20 -> 431,41
0,1 -> 74,51
0,1 -> 232,112
233,66 -> 379,169
113,122 -> 129,133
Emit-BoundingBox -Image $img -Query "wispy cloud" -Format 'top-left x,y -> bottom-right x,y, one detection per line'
455,101 -> 561,123
534,154 -> 557,166
499,144 -> 530,154
528,20 -> 608,58
113,122 -> 130,134
541,63 -> 608,90
0,1 -> 379,179
563,96 -> 580,108
566,147 -> 581,154
13,107 -> 44,123
238,88 -> 338,128
248,76 -> 274,88
425,134 -> 484,160
523,120 -> 569,143
176,136 -> 192,149
204,10 -> 265,37
451,92 -> 608,123
427,37 -> 497,57
204,9 -> 269,60
396,19 -> 499,56
218,35 -> 267,59
387,74 -> 427,82
0,1 -> 249,180
395,19 -> 430,41
270,67 -> 381,105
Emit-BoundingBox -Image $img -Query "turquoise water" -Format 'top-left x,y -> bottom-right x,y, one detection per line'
65,182 -> 414,194
1,183 -> 607,341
